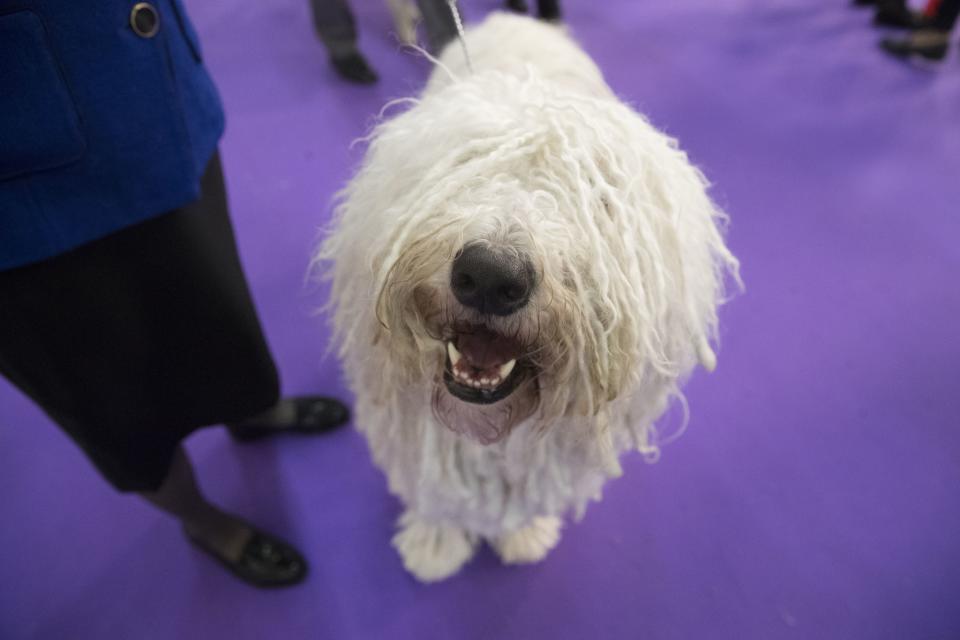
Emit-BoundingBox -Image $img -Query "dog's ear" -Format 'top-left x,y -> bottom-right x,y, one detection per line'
620,123 -> 739,379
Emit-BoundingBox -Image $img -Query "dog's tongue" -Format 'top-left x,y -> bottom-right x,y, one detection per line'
457,328 -> 519,369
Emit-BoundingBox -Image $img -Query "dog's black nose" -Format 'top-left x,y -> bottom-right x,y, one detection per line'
450,244 -> 535,316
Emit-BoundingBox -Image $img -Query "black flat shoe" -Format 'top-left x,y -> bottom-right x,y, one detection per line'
537,0 -> 562,21
505,0 -> 529,12
880,35 -> 949,60
185,525 -> 307,588
873,6 -> 927,29
228,396 -> 350,442
331,52 -> 378,84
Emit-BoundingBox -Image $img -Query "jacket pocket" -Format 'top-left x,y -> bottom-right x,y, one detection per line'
0,10 -> 86,181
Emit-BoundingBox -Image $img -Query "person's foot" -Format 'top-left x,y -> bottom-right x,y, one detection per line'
330,52 -> 378,84
873,3 -> 927,29
228,396 -> 350,442
537,0 -> 562,21
183,512 -> 307,588
853,0 -> 877,6
505,0 -> 529,12
880,30 -> 950,61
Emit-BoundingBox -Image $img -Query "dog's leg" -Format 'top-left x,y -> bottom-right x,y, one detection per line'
492,516 -> 563,565
392,510 -> 477,582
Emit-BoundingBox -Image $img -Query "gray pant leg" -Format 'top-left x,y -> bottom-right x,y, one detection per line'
309,0 -> 358,57
415,0 -> 459,52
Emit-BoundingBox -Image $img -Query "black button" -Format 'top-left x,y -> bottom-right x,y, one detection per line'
130,3 -> 159,38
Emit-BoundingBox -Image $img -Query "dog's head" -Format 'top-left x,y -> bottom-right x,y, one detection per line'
321,69 -> 739,445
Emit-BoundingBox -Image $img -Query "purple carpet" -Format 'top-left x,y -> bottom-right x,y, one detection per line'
2,1 -> 959,638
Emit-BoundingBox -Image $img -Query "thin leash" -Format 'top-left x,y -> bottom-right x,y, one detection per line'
446,0 -> 474,74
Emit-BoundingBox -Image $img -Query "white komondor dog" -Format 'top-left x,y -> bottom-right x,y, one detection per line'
318,12 -> 739,582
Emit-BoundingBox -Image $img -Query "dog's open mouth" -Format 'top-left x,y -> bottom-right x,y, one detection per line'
442,326 -> 529,405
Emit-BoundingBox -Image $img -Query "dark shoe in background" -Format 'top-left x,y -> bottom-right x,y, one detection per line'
537,0 -> 562,21
331,51 -> 379,84
505,0 -> 561,22
880,30 -> 950,60
873,1 -> 928,28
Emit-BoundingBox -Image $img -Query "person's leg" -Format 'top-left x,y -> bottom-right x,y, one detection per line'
140,447 -> 254,558
0,150 -> 342,588
308,0 -> 378,83
140,447 -> 307,587
309,0 -> 361,57
386,0 -> 420,46
415,0 -> 459,52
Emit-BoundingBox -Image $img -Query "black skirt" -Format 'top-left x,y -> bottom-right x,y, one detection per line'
0,153 -> 279,491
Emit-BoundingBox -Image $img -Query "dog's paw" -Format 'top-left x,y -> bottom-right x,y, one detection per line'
392,511 -> 477,583
493,516 -> 563,565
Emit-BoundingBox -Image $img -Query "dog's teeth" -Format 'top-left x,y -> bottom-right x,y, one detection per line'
498,359 -> 516,379
480,377 -> 490,385
447,342 -> 462,366
491,376 -> 501,385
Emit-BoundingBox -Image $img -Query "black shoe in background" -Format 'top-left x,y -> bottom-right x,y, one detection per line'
880,32 -> 950,60
874,1 -> 927,28
537,0 -> 562,21
331,52 -> 379,84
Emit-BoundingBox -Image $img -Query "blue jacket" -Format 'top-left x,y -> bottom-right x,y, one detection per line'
0,0 -> 224,270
